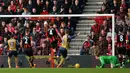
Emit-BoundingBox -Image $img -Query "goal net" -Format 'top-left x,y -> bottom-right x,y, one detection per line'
0,14 -> 115,68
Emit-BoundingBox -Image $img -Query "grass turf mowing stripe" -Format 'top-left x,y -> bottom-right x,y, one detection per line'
0,68 -> 129,73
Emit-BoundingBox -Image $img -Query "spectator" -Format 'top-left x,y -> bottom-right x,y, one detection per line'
100,29 -> 107,38
80,35 -> 93,55
89,43 -> 100,56
17,0 -> 23,10
0,6 -> 4,15
5,5 -> 14,15
0,0 -> 4,6
42,21 -> 48,36
35,22 -> 41,32
51,6 -> 58,14
110,0 -> 120,14
10,0 -> 16,12
13,28 -> 20,42
40,7 -> 49,15
107,44 -> 112,56
64,0 -> 70,14
15,6 -> 22,15
7,23 -> 15,34
32,8 -> 37,15
31,27 -> 37,42
0,21 -> 6,36
71,0 -> 81,14
3,27 -> 11,40
100,20 -> 109,32
35,0 -> 42,14
59,27 -> 65,37
97,36 -> 108,55
91,22 -> 100,35
43,0 -> 52,13
120,0 -> 128,12
117,6 -> 127,21
22,8 -> 31,15
60,22 -> 67,30
26,0 -> 33,12
52,0 -> 60,11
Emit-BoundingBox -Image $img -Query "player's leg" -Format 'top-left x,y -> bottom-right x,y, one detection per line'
111,56 -> 121,68
117,47 -> 124,67
57,47 -> 67,68
7,51 -> 12,68
121,47 -> 126,68
23,48 -> 34,68
14,51 -> 19,68
28,48 -> 35,68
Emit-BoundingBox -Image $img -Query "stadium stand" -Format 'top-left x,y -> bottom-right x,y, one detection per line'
0,0 -> 87,55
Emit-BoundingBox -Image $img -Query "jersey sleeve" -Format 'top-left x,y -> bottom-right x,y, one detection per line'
68,35 -> 77,40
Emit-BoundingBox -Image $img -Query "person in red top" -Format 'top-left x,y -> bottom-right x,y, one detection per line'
91,22 -> 101,35
10,0 -> 16,12
18,0 -> 23,10
80,35 -> 93,55
107,44 -> 112,56
7,23 -> 15,34
95,15 -> 105,25
40,7 -> 49,20
35,22 -> 41,32
120,0 -> 127,12
40,7 -> 49,15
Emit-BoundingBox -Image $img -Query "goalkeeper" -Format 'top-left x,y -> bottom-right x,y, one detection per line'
95,55 -> 121,68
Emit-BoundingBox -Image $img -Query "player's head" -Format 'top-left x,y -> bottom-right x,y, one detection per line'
9,34 -> 14,39
95,53 -> 100,60
65,29 -> 70,35
25,29 -> 30,36
49,22 -> 54,28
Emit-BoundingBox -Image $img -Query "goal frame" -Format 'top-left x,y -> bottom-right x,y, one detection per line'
0,14 -> 115,56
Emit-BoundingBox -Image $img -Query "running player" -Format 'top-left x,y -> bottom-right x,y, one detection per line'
20,30 -> 35,68
56,29 -> 80,68
46,23 -> 61,68
95,55 -> 120,68
6,35 -> 19,68
116,30 -> 126,67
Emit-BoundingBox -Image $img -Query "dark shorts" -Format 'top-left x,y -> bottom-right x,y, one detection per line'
58,47 -> 67,58
23,48 -> 33,57
117,47 -> 126,55
126,49 -> 130,57
8,51 -> 18,58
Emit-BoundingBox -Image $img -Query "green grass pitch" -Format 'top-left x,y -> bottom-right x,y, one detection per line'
0,68 -> 129,73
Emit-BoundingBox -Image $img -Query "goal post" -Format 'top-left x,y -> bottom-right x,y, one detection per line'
0,14 -> 115,55
0,14 -> 115,68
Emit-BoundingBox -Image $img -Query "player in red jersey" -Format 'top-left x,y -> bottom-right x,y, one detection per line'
46,23 -> 61,68
116,30 -> 126,67
20,30 -> 35,68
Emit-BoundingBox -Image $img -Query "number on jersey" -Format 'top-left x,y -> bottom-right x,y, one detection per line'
120,35 -> 124,42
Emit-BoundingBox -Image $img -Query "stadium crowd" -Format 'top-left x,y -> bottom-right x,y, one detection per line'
0,0 -> 86,55
80,0 -> 130,58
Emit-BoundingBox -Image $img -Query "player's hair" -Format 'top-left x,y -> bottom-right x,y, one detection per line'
49,22 -> 54,26
65,29 -> 70,34
9,34 -> 14,39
